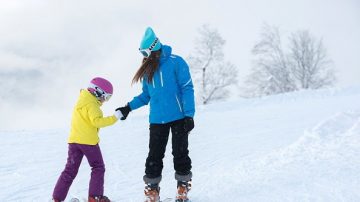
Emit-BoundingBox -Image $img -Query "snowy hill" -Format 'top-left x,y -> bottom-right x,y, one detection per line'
1,86 -> 360,202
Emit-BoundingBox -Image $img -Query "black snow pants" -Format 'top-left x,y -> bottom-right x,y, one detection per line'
144,118 -> 192,183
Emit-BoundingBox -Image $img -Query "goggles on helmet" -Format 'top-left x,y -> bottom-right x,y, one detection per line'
139,37 -> 159,58
88,83 -> 112,102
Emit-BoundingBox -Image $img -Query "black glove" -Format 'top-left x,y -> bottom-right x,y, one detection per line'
116,103 -> 131,120
183,116 -> 194,133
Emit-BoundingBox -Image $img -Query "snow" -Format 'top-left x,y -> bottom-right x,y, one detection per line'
1,86 -> 360,201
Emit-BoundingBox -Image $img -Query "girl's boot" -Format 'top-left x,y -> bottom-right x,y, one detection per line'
88,195 -> 111,202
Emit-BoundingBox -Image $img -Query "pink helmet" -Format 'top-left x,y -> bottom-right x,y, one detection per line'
88,77 -> 113,101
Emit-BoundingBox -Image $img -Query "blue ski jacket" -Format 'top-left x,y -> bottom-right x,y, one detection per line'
129,45 -> 195,124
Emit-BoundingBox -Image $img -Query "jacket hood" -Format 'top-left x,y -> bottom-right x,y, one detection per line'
77,89 -> 102,108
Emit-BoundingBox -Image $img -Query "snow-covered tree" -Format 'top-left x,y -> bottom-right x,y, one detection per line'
289,30 -> 335,89
245,24 -> 296,97
245,24 -> 336,97
188,25 -> 238,104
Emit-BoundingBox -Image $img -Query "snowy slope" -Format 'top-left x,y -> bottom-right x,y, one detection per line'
1,86 -> 360,202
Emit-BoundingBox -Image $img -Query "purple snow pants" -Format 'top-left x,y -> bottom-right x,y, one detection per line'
52,143 -> 105,201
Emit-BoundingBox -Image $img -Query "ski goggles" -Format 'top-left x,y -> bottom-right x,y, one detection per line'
99,90 -> 112,102
88,83 -> 112,101
139,37 -> 159,58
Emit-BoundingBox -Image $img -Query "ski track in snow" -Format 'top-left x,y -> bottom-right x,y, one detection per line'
1,86 -> 360,202
215,111 -> 360,202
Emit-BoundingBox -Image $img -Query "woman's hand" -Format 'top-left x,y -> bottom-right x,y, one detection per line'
115,103 -> 131,120
183,117 -> 194,133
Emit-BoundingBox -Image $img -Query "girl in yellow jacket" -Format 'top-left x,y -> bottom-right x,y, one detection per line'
52,77 -> 122,202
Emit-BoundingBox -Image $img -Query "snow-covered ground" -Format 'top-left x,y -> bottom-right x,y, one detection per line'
1,86 -> 360,202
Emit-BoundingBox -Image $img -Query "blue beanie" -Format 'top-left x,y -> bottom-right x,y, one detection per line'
140,27 -> 162,51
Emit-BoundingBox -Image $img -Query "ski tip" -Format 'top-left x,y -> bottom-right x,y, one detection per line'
69,198 -> 80,202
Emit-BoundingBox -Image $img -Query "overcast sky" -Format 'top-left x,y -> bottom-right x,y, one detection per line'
0,0 -> 359,130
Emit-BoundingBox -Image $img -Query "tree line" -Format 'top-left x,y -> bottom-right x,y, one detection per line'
188,24 -> 335,104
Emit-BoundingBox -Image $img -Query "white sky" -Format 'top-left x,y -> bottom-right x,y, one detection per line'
0,0 -> 359,130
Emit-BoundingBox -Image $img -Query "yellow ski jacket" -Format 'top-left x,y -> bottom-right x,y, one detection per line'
68,89 -> 117,145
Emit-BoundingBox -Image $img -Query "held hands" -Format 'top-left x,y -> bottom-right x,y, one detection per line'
114,110 -> 123,120
115,103 -> 131,120
183,116 -> 195,133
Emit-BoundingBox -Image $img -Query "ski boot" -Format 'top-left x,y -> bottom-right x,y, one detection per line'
88,195 -> 111,202
144,183 -> 160,202
52,199 -> 62,202
175,180 -> 192,202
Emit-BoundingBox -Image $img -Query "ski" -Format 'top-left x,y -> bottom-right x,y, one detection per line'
161,198 -> 173,202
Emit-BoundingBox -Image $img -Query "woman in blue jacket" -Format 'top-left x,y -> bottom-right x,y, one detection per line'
117,27 -> 195,202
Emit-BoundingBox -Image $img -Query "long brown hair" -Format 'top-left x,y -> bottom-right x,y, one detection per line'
132,50 -> 161,84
